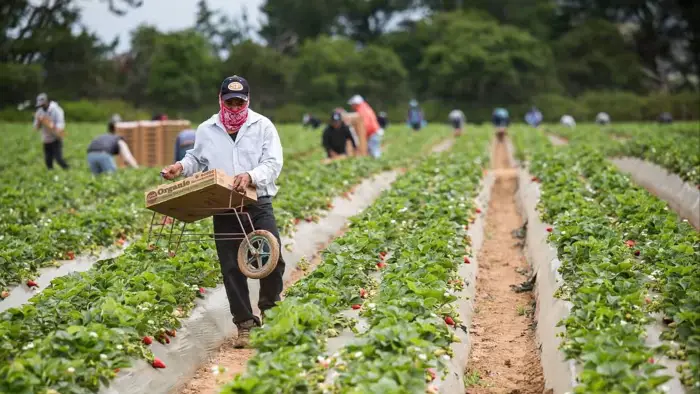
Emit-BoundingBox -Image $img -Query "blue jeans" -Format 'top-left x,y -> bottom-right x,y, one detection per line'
87,151 -> 117,175
368,131 -> 383,158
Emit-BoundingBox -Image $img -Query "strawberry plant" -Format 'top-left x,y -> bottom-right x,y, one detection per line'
512,127 -> 700,392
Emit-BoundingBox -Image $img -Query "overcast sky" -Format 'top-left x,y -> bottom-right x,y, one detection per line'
78,0 -> 264,52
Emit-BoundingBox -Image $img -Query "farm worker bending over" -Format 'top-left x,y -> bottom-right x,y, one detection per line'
448,109 -> 466,136
595,112 -> 611,125
86,120 -> 139,174
492,107 -> 510,141
160,75 -> 285,348
525,106 -> 543,128
33,93 -> 69,170
658,112 -> 673,124
323,111 -> 356,159
302,113 -> 321,129
407,99 -> 425,131
348,94 -> 383,158
174,128 -> 196,162
560,114 -> 576,128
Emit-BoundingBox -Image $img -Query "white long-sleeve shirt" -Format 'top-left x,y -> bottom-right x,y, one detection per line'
33,101 -> 65,143
178,109 -> 283,197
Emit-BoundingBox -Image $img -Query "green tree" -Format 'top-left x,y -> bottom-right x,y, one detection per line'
292,36 -> 408,106
417,12 -> 560,105
141,29 -> 219,111
553,19 -> 645,95
260,0 -> 343,52
222,41 -> 292,110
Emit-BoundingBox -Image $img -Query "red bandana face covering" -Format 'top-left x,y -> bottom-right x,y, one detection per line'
219,95 -> 249,132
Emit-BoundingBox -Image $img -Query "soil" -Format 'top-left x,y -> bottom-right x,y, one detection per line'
465,139 -> 545,394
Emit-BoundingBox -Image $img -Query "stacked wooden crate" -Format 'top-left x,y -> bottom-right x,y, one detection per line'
114,120 -> 192,167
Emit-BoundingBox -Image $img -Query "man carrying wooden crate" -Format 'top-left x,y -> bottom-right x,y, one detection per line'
160,75 -> 285,348
347,94 -> 383,158
33,93 -> 69,170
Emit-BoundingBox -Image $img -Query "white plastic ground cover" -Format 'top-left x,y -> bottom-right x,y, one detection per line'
611,157 -> 700,230
440,163 -> 494,393
99,170 -> 400,394
508,141 -> 579,393
0,245 -> 128,314
643,314 -> 687,393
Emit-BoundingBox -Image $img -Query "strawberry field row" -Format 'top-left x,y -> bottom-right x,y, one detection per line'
547,122 -> 700,185
512,128 -> 699,393
0,126 -> 453,393
221,130 -> 491,393
0,124 -> 448,292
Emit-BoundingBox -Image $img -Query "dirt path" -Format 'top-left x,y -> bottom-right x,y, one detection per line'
465,140 -> 545,394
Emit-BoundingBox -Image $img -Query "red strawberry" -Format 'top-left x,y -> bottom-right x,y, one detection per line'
625,240 -> 636,248
444,316 -> 455,326
327,203 -> 334,209
114,368 -> 121,373
26,280 -> 38,288
634,250 -> 641,256
152,358 -> 166,368
116,238 -> 126,246
464,256 -> 471,264
427,368 -> 437,381
546,227 -> 553,232
168,251 -> 176,258
351,304 -> 361,310
475,208 -> 482,214
66,251 -> 75,260
165,329 -> 176,338
199,287 -> 206,294
142,336 -> 153,345
305,217 -> 313,223
294,218 -> 301,225
164,336 -> 170,344
648,357 -> 655,364
376,262 -> 387,269
645,297 -> 651,304
1,290 -> 9,299
360,288 -> 368,298
380,251 -> 387,258
147,244 -> 156,251
531,176 -> 538,182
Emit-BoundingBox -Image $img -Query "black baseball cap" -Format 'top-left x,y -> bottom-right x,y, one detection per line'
331,112 -> 342,121
220,75 -> 249,101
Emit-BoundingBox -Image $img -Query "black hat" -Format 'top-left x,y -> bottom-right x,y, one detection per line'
220,75 -> 249,101
331,111 -> 342,122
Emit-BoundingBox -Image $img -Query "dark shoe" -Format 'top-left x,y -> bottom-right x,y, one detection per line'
234,319 -> 257,348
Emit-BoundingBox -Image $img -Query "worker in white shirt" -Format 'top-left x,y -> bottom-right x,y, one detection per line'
160,75 -> 284,349
86,119 -> 139,174
33,93 -> 69,170
595,112 -> 611,125
560,114 -> 576,128
448,109 -> 466,136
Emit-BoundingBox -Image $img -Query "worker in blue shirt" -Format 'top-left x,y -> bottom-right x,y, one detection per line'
525,106 -> 543,128
174,128 -> 196,162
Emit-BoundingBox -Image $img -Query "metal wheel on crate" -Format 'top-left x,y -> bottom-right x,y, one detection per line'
237,230 -> 280,279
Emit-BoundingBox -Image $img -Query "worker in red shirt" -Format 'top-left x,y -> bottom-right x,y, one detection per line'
347,95 -> 383,158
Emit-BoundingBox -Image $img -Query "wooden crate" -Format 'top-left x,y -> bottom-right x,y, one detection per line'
114,121 -> 142,168
114,120 -> 194,168
140,121 -> 165,167
342,113 -> 368,156
163,120 -> 192,164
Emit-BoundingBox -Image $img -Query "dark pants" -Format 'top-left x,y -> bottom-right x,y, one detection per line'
43,140 -> 69,170
213,197 -> 285,324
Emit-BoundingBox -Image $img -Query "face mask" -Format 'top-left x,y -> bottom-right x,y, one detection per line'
219,95 -> 249,132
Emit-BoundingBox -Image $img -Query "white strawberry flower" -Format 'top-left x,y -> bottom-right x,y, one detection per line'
418,353 -> 427,361
67,367 -> 76,374
116,344 -> 123,350
354,351 -> 363,358
100,354 -> 108,360
89,332 -> 98,338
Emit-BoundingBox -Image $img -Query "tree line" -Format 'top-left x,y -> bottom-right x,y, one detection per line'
1,0 -> 698,123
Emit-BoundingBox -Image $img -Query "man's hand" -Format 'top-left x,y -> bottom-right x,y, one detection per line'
161,163 -> 183,180
232,173 -> 252,192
